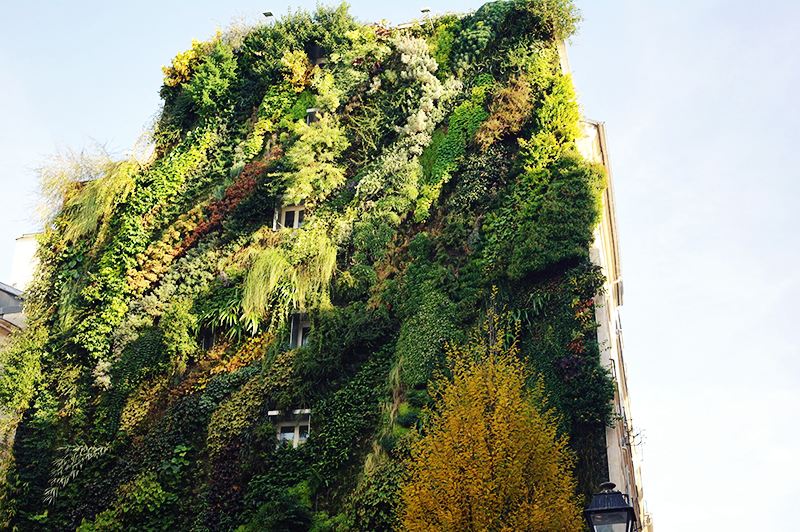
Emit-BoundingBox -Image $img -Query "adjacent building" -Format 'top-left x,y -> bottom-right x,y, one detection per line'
0,282 -> 24,344
1,233 -> 38,343
578,119 -> 654,531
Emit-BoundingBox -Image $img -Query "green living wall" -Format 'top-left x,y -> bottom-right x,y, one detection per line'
0,2 -> 616,530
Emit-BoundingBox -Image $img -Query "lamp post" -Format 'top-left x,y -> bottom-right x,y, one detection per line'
583,482 -> 637,532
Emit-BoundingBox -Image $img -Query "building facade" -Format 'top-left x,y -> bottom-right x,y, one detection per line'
0,282 -> 24,345
578,119 -> 654,531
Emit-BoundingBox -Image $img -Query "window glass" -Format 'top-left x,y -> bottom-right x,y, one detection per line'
300,326 -> 311,347
279,426 -> 295,446
283,210 -> 295,229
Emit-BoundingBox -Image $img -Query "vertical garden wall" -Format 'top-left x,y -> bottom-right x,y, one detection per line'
0,1 -> 616,530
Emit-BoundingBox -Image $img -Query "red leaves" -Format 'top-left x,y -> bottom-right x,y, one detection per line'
180,159 -> 273,252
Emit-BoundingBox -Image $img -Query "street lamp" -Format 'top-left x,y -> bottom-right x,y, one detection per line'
583,482 -> 637,532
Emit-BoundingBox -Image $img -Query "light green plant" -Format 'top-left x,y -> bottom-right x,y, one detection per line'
34,143 -> 113,226
0,325 -> 46,440
281,49 -> 317,93
230,83 -> 295,177
242,223 -> 337,323
283,114 -> 349,205
76,471 -> 176,531
61,162 -> 136,246
43,444 -> 110,505
518,73 -> 582,171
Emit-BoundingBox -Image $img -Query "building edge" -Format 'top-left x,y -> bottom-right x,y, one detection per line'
560,40 -> 653,531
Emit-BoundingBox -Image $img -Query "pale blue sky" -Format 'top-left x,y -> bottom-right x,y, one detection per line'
2,1 -> 799,530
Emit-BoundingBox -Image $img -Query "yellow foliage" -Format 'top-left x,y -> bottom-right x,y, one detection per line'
398,307 -> 584,532
119,376 -> 169,435
280,49 -> 319,92
126,206 -> 204,294
210,332 -> 275,375
162,29 -> 223,87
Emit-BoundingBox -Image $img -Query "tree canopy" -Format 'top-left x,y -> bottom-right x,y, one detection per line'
399,307 -> 584,532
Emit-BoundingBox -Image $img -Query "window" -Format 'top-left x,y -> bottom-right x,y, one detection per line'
308,44 -> 327,67
299,322 -> 311,347
273,203 -> 305,230
290,314 -> 311,349
269,409 -> 311,448
201,328 -> 215,351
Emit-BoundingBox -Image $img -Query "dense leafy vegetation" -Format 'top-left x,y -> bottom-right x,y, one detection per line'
0,2 -> 614,531
399,305 -> 583,532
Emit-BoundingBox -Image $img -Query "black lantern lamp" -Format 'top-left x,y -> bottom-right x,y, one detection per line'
583,482 -> 637,532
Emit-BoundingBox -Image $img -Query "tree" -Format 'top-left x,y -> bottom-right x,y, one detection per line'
398,307 -> 584,532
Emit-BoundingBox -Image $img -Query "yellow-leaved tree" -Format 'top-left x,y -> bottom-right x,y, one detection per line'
398,307 -> 584,532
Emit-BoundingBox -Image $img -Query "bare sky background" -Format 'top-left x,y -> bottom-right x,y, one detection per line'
2,1 -> 798,529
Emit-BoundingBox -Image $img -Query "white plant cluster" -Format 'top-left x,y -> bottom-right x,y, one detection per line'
354,36 -> 462,219
395,34 -> 438,85
391,34 -> 462,153
92,359 -> 113,390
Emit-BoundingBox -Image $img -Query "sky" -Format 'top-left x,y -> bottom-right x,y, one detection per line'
2,1 -> 799,530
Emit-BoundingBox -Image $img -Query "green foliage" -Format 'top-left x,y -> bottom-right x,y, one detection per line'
484,152 -> 606,279
306,354 -> 390,479
43,444 -> 110,505
396,286 -> 456,387
160,298 -> 198,376
186,40 -> 238,119
451,1 -> 514,73
415,80 -> 490,221
297,302 -> 394,401
284,114 -> 350,205
76,471 -> 176,531
199,269 -> 261,340
339,460 -> 404,532
428,18 -> 459,78
518,72 -> 582,171
0,326 -> 46,432
445,146 -> 510,212
509,0 -> 583,42
236,482 -> 314,532
5,2 -> 617,529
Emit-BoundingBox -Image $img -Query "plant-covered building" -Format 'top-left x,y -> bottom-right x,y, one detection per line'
0,2 -> 651,530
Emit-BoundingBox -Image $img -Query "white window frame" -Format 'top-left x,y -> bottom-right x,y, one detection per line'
273,203 -> 305,231
268,409 -> 311,448
289,314 -> 311,349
